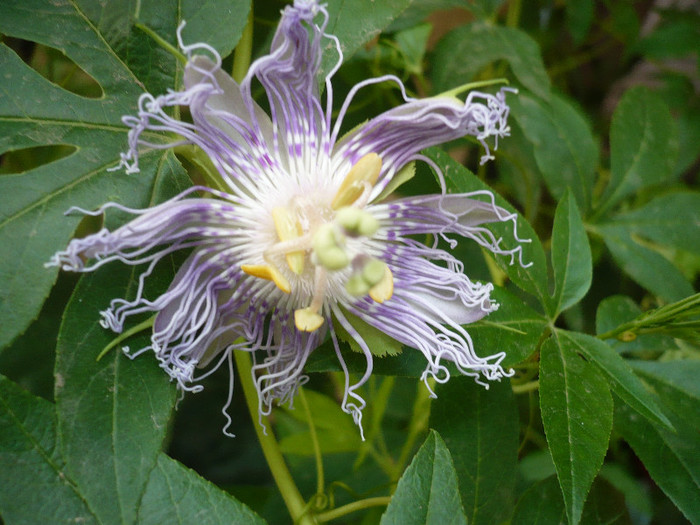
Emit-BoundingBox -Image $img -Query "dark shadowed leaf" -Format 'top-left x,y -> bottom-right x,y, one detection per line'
512,475 -> 632,525
381,430 -> 467,525
566,0 -> 594,44
0,375 -> 98,525
430,377 -> 519,525
511,476 -> 566,525
539,332 -> 613,525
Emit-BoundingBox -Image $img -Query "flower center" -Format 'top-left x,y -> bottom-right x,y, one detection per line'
241,153 -> 394,332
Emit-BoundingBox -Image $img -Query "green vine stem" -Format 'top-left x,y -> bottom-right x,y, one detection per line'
298,387 -> 325,496
233,350 -> 316,525
316,497 -> 392,523
134,23 -> 187,64
96,315 -> 155,361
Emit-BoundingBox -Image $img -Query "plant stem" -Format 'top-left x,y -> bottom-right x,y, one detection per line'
505,0 -> 522,27
134,23 -> 186,64
299,387 -> 325,496
96,315 -> 155,361
511,380 -> 540,394
233,351 -> 315,525
316,497 -> 392,522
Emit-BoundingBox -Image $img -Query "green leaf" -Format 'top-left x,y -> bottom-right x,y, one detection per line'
557,331 -> 672,430
380,430 -> 467,525
597,226 -> 694,302
579,478 -> 632,525
278,389 -> 362,454
0,375 -> 98,525
430,377 -> 519,525
431,23 -> 550,99
180,0 -> 251,58
565,0 -> 594,45
599,464 -> 653,522
139,454 -> 266,525
469,287 -> 547,368
322,0 -> 413,74
598,87 -> 678,215
333,308 -> 403,357
637,13 -> 700,61
0,0 -> 245,351
614,392 -> 700,524
595,295 -> 641,336
512,476 -> 633,525
550,192 -> 592,317
393,24 -> 432,75
510,94 -> 598,212
423,147 -> 549,305
511,476 -> 566,524
55,265 -> 177,525
630,360 -> 700,406
600,192 -> 700,256
539,332 -> 613,525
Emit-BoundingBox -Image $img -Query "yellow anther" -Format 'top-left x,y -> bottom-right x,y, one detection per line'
331,153 -> 382,209
294,308 -> 325,332
271,206 -> 305,274
241,264 -> 291,294
369,266 -> 394,303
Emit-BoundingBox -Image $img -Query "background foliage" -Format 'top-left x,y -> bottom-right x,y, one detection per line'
1,0 -> 699,524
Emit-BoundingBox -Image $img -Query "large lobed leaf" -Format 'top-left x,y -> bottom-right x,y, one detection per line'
0,0 -> 248,351
321,0 -> 413,75
559,331 -> 672,431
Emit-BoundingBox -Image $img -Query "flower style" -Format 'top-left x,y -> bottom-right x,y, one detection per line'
48,0 -> 528,435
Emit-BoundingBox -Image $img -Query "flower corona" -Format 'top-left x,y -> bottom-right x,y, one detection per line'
48,0 -> 530,436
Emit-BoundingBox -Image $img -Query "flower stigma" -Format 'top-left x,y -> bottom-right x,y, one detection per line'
242,152 -> 389,334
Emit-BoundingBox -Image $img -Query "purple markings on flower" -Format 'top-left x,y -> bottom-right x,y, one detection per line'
47,0 -> 530,437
